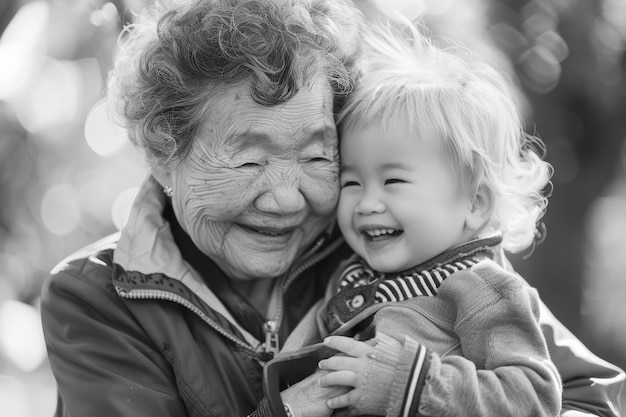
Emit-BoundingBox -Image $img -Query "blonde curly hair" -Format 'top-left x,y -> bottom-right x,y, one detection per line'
338,22 -> 552,253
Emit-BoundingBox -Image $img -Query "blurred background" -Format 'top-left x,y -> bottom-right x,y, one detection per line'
0,0 -> 624,415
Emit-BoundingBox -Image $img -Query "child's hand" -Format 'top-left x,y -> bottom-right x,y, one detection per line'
317,333 -> 420,417
317,336 -> 376,411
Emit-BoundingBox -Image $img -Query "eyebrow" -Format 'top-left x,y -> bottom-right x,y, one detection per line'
224,129 -> 269,147
341,162 -> 411,171
381,162 -> 412,170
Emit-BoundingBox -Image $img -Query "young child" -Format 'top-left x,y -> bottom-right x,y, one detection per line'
310,22 -> 562,417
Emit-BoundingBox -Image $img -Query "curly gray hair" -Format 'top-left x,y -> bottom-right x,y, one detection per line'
107,0 -> 363,168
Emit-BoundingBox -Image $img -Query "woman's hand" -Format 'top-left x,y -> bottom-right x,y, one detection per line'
317,336 -> 376,411
281,368 -> 350,417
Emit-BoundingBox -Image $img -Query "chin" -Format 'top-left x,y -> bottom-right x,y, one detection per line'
368,258 -> 405,274
375,266 -> 402,274
250,259 -> 292,279
367,260 -> 390,273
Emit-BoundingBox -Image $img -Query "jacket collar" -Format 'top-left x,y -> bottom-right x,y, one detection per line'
112,176 -> 264,348
337,234 -> 503,294
379,233 -> 503,280
114,175 -> 190,280
111,175 -> 344,354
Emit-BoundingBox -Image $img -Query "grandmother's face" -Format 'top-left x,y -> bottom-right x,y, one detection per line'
166,80 -> 340,281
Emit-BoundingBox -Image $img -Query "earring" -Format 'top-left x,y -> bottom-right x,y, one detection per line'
163,186 -> 173,198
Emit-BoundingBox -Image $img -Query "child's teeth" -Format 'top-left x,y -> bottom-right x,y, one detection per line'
367,228 -> 396,236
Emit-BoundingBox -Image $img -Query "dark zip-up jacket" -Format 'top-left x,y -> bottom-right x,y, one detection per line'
41,178 -> 624,417
42,234 -> 349,417
40,178 -> 350,416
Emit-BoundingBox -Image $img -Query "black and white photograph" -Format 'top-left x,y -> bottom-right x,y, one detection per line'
0,0 -> 624,416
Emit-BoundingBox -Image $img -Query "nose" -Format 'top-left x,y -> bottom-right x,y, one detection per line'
355,188 -> 386,215
254,179 -> 306,215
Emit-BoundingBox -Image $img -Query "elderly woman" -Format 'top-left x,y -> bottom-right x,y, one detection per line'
41,1 -> 623,417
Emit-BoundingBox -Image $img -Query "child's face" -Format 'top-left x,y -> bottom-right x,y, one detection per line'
338,121 -> 474,273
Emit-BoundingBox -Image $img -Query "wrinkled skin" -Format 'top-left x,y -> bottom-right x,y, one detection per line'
156,78 -> 340,282
281,369 -> 350,417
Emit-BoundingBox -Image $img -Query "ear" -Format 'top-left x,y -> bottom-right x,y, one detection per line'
151,166 -> 174,189
465,184 -> 493,233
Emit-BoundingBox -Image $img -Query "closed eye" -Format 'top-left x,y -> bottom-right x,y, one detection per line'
384,178 -> 406,185
306,157 -> 332,163
341,180 -> 360,188
236,162 -> 265,168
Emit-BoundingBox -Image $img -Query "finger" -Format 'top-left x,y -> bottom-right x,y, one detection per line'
362,337 -> 377,347
327,390 -> 361,409
319,355 -> 362,372
318,370 -> 359,388
324,336 -> 373,357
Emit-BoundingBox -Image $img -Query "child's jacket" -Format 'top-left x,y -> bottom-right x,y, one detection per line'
274,235 -> 563,417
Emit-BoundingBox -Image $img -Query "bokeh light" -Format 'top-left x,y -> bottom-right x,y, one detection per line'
0,376 -> 30,417
368,0 -> 458,20
40,183 -> 81,236
587,195 -> 626,249
522,10 -> 556,39
602,0 -> 626,39
0,1 -> 147,416
536,30 -> 569,62
423,0 -> 457,16
0,1 -> 48,101
0,253 -> 28,301
89,2 -> 120,28
0,300 -> 47,373
85,99 -> 129,157
582,193 -> 626,352
518,44 -> 561,93
15,58 -> 82,133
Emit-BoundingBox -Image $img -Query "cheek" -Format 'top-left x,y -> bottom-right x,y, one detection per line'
171,137 -> 263,222
337,195 -> 355,237
173,166 -> 261,228
402,202 -> 459,242
302,164 -> 340,214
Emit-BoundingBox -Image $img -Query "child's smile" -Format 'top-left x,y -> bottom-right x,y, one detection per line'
361,227 -> 403,241
338,118 -> 475,273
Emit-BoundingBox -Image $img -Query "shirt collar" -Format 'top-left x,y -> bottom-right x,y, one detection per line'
337,234 -> 503,297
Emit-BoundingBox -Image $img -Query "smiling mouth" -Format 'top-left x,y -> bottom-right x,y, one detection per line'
239,224 -> 295,237
362,228 -> 403,241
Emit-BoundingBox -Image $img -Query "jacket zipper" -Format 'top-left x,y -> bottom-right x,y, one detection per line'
262,236 -> 345,357
117,235 -> 345,360
116,287 -> 259,356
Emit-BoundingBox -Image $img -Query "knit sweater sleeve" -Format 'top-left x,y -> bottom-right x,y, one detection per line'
410,264 -> 563,417
357,333 -> 432,417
